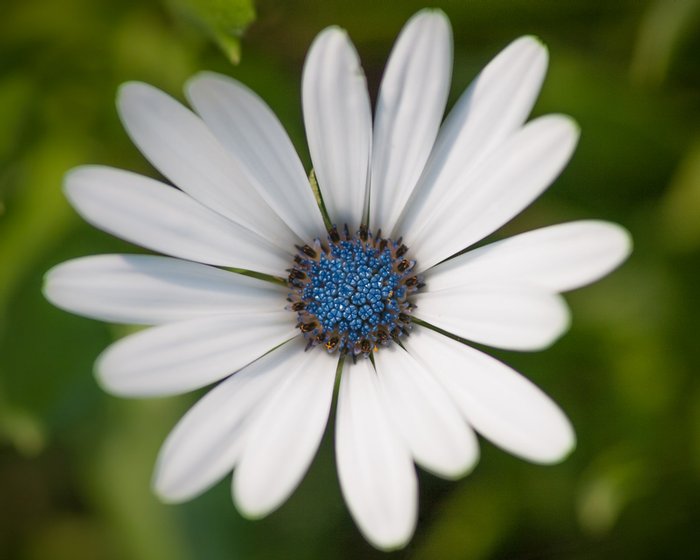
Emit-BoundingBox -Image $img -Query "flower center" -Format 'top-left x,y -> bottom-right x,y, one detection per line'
287,225 -> 422,357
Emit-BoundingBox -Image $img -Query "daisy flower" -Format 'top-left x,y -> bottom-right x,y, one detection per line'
44,9 -> 631,551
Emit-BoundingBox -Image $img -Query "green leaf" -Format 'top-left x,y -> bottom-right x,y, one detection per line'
166,0 -> 256,63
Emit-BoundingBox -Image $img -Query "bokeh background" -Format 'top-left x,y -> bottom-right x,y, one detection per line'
1,0 -> 700,558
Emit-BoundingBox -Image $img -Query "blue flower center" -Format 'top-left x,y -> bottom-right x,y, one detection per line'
287,226 -> 422,357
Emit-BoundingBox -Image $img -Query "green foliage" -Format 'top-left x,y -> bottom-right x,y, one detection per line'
167,0 -> 256,63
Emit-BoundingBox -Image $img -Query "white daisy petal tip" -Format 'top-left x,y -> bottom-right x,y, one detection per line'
233,466 -> 304,520
351,502 -> 417,552
500,34 -> 550,81
116,81 -> 154,117
151,440 -> 214,506
62,164 -> 101,200
520,413 -> 576,465
231,458 -> 303,520
184,70 -> 245,105
151,427 -> 231,506
403,7 -> 452,48
62,165 -> 119,223
308,25 -> 352,55
414,429 -> 481,481
540,293 -> 572,349
151,469 -> 193,505
371,533 -> 415,553
541,113 -> 581,147
321,24 -> 348,39
599,221 -> 634,271
423,449 -> 480,482
541,423 -> 576,464
511,34 -> 549,67
548,220 -> 632,292
184,69 -> 219,88
41,263 -> 67,311
510,291 -> 572,351
183,73 -> 212,102
412,6 -> 450,23
93,346 -> 136,398
42,258 -> 97,319
232,488 -> 272,520
521,33 -> 547,48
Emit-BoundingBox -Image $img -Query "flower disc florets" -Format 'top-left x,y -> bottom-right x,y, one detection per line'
287,225 -> 423,357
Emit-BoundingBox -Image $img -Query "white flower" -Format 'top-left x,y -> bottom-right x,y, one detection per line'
43,9 -> 631,551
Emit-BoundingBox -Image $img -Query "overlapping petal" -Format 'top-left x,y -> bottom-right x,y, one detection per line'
335,358 -> 418,551
186,72 -> 327,242
233,344 -> 336,517
405,327 -> 575,463
44,254 -> 286,325
64,165 -> 290,276
153,339 -> 301,502
374,345 -> 479,478
407,115 -> 580,269
393,35 -> 549,240
117,82 -> 299,249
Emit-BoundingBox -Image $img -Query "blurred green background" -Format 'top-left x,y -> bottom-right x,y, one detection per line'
1,0 -> 700,558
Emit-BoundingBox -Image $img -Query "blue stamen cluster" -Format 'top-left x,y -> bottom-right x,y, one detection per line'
304,241 -> 401,337
287,226 -> 421,357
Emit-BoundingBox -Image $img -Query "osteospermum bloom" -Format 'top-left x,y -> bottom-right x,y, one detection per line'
44,9 -> 631,550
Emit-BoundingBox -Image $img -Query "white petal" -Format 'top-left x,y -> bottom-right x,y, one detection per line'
96,312 -> 297,397
303,27 -> 372,229
408,115 -> 580,269
117,82 -> 299,249
425,221 -> 632,293
233,345 -> 336,517
405,327 -> 575,463
44,254 -> 286,325
65,165 -> 290,276
415,285 -> 570,351
369,9 -> 452,234
335,358 -> 417,551
186,72 -> 327,242
374,344 -> 479,479
153,339 -> 300,502
394,36 -> 548,240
